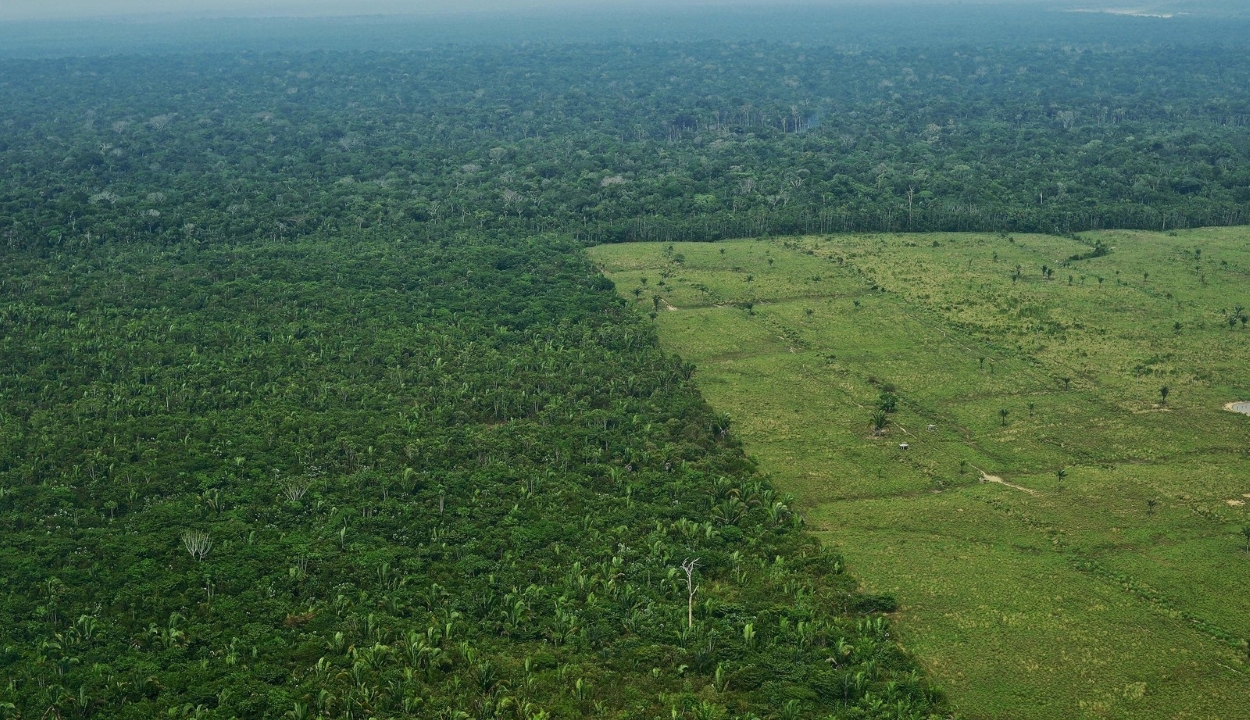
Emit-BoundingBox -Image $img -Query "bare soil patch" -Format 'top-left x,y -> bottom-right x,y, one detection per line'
978,470 -> 1039,496
1224,401 -> 1250,415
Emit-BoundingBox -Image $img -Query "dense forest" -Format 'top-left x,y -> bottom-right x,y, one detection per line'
0,232 -> 938,718
1,13 -> 1249,719
2,42 -> 1250,252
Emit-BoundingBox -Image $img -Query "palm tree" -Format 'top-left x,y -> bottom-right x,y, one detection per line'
871,409 -> 888,436
998,408 -> 1009,426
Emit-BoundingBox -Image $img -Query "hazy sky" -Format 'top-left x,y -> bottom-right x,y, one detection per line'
0,0 -> 1058,22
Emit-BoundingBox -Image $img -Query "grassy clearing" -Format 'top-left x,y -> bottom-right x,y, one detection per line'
589,229 -> 1250,720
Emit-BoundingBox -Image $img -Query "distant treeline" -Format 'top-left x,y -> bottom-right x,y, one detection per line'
1,42 -> 1249,251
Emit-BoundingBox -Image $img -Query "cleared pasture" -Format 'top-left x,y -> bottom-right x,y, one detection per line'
589,229 -> 1250,720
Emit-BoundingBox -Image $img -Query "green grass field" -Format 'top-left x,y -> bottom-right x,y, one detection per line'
589,229 -> 1250,720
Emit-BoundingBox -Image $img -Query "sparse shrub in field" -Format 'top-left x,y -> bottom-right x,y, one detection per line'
878,391 -> 898,413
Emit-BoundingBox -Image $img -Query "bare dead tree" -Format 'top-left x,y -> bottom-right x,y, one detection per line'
284,479 -> 310,503
182,530 -> 213,562
681,558 -> 700,628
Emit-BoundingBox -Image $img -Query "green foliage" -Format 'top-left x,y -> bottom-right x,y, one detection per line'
877,392 -> 899,414
870,410 -> 889,436
0,235 -> 941,718
2,44 -> 1250,255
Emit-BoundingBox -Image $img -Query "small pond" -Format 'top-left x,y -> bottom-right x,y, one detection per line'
1226,402 -> 1250,415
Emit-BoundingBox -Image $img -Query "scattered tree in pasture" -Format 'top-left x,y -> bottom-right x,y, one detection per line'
871,409 -> 889,436
998,408 -> 1010,426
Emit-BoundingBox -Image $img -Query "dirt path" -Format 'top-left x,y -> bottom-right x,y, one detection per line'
976,468 -> 1039,496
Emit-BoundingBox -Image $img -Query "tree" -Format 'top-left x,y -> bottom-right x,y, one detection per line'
1160,385 -> 1169,405
182,530 -> 213,562
871,409 -> 889,436
680,558 -> 700,628
998,408 -> 1009,426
